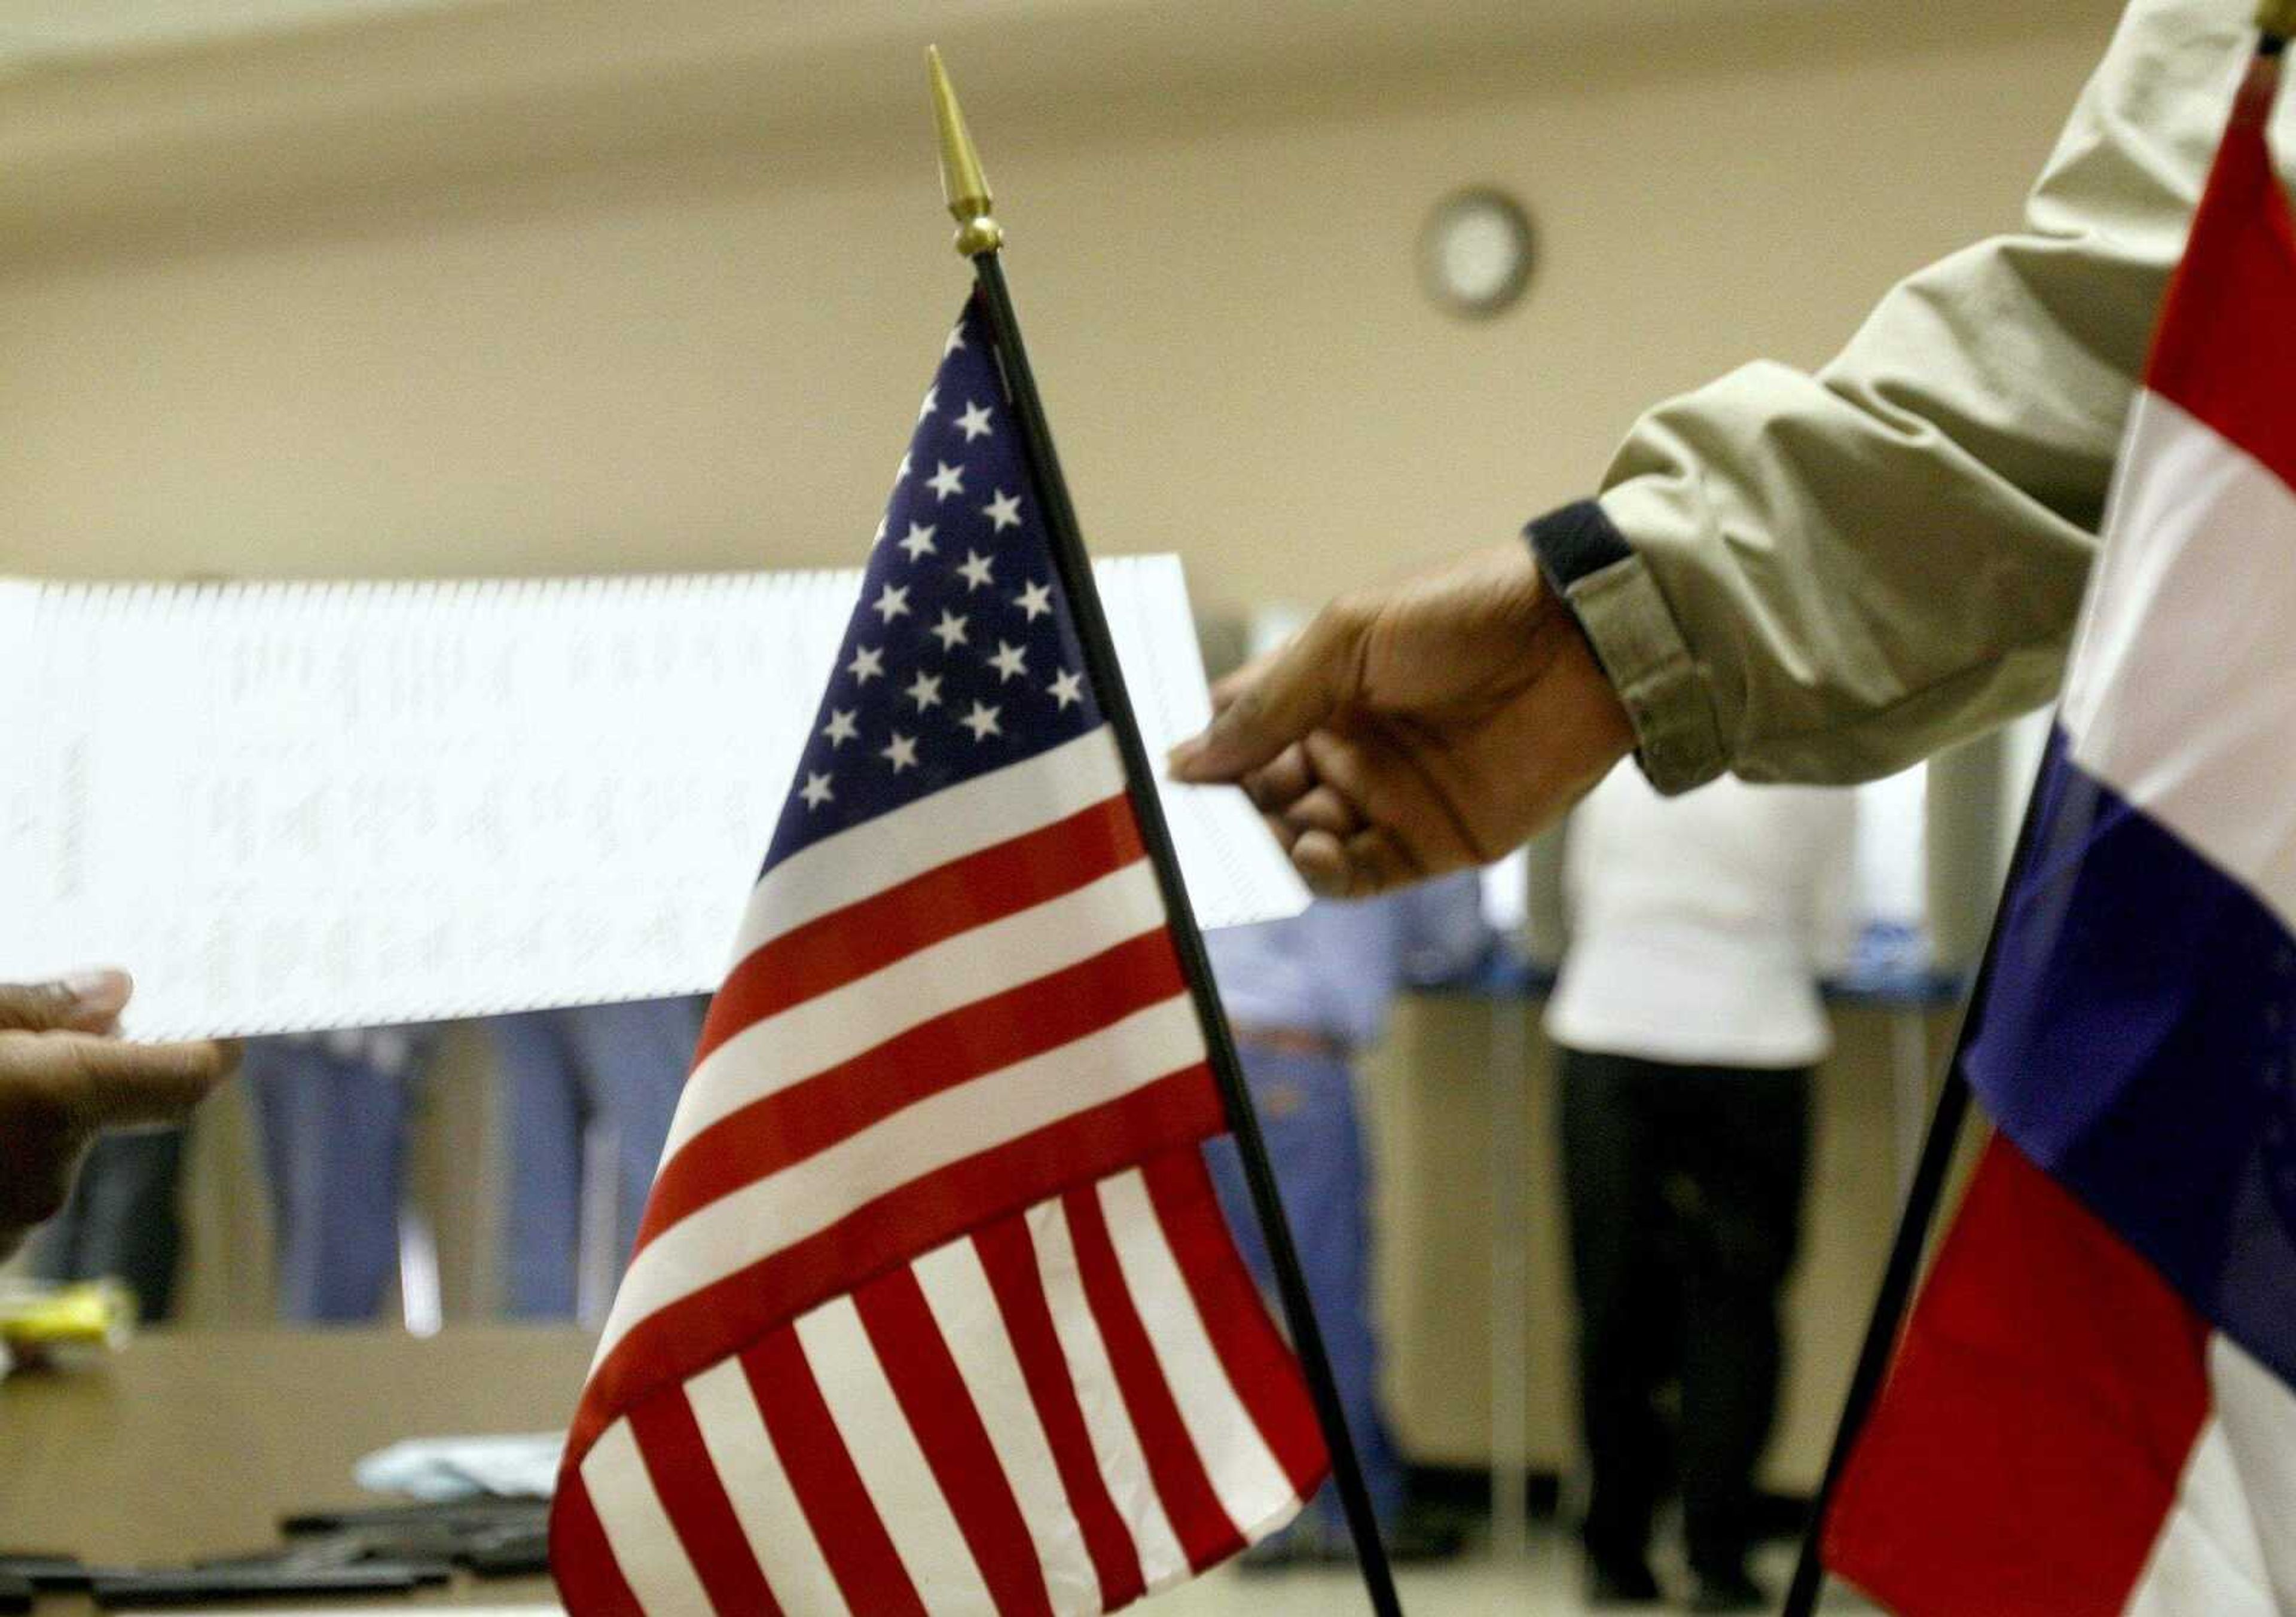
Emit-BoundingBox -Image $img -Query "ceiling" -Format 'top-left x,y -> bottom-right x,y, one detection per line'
0,0 -> 2011,74
0,0 -> 2106,265
0,0 -> 478,67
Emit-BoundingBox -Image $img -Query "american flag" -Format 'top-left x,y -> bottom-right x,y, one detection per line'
551,295 -> 1326,1615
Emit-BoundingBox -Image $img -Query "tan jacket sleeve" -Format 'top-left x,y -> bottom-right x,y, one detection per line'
1529,0 -> 2272,793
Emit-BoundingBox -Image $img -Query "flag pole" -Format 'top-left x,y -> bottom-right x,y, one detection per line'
1776,1094 -> 1972,1614
2264,0 -> 2294,53
927,47 -> 1405,1617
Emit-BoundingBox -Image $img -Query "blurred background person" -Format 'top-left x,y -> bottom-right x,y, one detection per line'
1196,604 -> 1501,1566
487,997 -> 707,1322
33,1026 -> 435,1325
1546,768 -> 1855,1612
30,999 -> 704,1329
1205,874 -> 1495,1568
243,1029 -> 437,1323
28,1127 -> 191,1320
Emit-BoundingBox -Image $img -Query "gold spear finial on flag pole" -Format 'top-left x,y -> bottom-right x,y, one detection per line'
2262,0 -> 2296,42
927,45 -> 1004,257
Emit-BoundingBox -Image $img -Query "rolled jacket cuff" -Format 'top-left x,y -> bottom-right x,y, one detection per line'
1523,499 -> 1727,794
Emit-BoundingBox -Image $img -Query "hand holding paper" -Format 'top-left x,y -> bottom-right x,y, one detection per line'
1171,542 -> 1632,898
0,970 -> 236,1259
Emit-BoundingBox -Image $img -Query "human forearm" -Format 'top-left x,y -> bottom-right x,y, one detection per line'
1535,0 -> 2254,791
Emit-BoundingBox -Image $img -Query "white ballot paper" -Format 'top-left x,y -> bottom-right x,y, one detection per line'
0,557 -> 1306,1040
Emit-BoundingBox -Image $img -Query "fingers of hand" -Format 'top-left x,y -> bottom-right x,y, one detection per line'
1291,824 -> 1426,900
1238,742 -> 1316,817
2,1033 -> 238,1134
1170,603 -> 1363,783
0,1035 -> 230,1232
68,1038 -> 238,1127
1234,742 -> 1371,863
1236,724 -> 1454,887
1286,728 -> 1467,896
0,969 -> 134,1035
1281,785 -> 1363,841
1205,658 -> 1265,717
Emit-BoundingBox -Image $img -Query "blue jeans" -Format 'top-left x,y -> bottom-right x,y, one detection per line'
1203,1045 -> 1402,1533
491,998 -> 707,1319
245,1040 -> 423,1322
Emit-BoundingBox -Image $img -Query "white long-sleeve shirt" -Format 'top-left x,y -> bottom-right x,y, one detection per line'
1544,766 -> 1857,1069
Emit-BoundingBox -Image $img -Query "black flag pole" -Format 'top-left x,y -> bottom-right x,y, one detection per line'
927,47 -> 1405,1617
1776,1091 -> 1974,1615
1782,18 -> 2291,1615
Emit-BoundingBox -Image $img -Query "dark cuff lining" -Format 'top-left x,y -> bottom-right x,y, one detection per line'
1523,499 -> 1633,595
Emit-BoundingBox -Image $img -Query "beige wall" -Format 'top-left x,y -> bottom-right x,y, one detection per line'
0,2 -> 2118,613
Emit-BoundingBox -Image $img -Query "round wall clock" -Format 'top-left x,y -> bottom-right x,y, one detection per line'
1419,186 -> 1538,319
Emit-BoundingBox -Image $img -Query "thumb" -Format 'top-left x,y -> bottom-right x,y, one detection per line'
1170,601 -> 1366,783
56,1036 -> 238,1130
0,970 -> 135,1035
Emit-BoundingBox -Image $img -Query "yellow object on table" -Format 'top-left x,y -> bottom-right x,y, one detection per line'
0,1279 -> 135,1373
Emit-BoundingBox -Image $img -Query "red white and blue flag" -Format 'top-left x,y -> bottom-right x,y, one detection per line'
551,298 -> 1325,1614
1825,52 -> 2296,1616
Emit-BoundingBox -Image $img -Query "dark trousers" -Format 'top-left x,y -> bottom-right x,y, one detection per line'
31,1127 -> 187,1321
1557,1046 -> 1810,1578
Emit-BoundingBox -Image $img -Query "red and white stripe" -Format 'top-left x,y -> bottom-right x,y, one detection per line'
557,724 -> 1325,1612
1824,54 -> 2296,1617
1831,390 -> 2296,1603
1822,1138 -> 2296,1617
2073,379 -> 2296,1617
2056,75 -> 2296,1617
558,1151 -> 1324,1613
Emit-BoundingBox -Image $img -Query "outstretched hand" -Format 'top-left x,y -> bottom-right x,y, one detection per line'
0,971 -> 237,1261
1169,543 -> 1634,897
